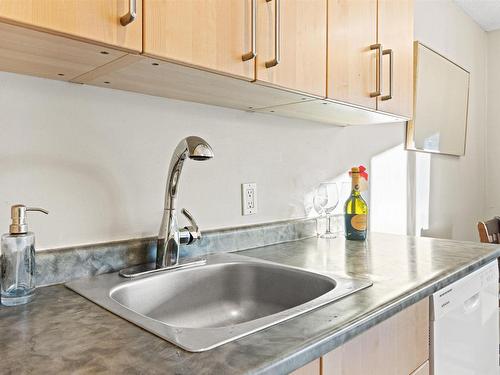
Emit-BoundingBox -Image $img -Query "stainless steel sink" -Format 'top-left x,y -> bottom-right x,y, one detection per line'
66,253 -> 372,352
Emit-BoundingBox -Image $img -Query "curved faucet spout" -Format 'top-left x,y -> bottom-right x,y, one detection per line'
163,136 -> 214,211
157,136 -> 214,268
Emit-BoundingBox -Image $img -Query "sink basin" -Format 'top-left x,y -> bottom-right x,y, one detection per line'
66,253 -> 372,352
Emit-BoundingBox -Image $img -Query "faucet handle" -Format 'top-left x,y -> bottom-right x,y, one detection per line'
181,208 -> 201,244
181,208 -> 198,232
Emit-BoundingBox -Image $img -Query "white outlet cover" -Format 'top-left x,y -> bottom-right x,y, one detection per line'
241,183 -> 257,215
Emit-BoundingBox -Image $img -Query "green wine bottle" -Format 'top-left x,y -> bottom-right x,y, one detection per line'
344,167 -> 368,241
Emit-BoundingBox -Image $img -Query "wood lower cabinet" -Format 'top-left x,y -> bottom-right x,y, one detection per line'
411,361 -> 430,375
292,298 -> 429,375
0,0 -> 142,52
256,0 -> 327,97
376,0 -> 414,117
143,0 -> 254,80
290,358 -> 321,375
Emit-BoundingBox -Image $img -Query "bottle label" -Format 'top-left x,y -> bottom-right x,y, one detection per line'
345,214 -> 367,241
351,214 -> 367,231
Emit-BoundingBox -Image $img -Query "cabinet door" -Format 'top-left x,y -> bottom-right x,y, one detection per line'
322,298 -> 429,375
256,0 -> 327,97
327,0 -> 377,110
290,358 -> 320,375
143,0 -> 254,80
377,0 -> 414,118
410,361 -> 430,375
0,0 -> 142,52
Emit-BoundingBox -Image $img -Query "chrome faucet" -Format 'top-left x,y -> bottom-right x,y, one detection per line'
156,136 -> 214,268
119,136 -> 213,278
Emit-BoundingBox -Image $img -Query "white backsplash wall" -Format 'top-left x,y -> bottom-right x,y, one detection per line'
0,0 -> 489,249
0,72 -> 404,249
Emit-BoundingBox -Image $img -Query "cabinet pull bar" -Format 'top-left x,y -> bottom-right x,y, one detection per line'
381,49 -> 393,101
242,0 -> 257,61
370,43 -> 383,97
120,0 -> 137,26
265,0 -> 280,68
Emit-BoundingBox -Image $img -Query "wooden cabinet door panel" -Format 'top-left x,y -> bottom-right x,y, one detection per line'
411,361 -> 430,375
0,0 -> 142,52
0,22 -> 126,82
256,0 -> 327,97
143,0 -> 254,80
290,358 -> 320,375
322,298 -> 429,375
377,0 -> 414,117
327,0 -> 377,109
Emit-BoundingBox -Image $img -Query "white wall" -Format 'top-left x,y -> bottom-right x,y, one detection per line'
0,0 -> 488,249
0,72 -> 404,249
413,0 -> 488,241
370,145 -> 408,235
485,29 -> 500,218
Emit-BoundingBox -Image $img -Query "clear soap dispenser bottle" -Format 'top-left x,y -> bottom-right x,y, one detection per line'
1,205 -> 48,306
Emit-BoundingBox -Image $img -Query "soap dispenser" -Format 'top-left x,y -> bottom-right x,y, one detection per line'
1,205 -> 48,306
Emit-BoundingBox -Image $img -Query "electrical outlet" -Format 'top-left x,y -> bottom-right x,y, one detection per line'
242,183 -> 257,215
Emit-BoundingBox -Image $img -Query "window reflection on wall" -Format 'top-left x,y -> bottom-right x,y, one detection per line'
370,144 -> 408,235
410,151 -> 431,236
305,141 -> 433,238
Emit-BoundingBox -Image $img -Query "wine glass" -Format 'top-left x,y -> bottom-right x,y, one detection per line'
313,188 -> 327,215
313,185 -> 327,235
315,182 -> 339,238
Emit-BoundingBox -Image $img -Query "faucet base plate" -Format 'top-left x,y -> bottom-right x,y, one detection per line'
119,259 -> 207,278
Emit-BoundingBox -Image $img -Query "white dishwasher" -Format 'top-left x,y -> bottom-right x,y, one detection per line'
431,260 -> 499,375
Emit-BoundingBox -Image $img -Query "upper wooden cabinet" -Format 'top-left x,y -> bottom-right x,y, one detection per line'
143,0 -> 255,81
328,0 -> 413,118
0,0 -> 142,52
0,0 -> 414,125
328,0 -> 377,110
377,0 -> 414,118
0,22 -> 127,82
256,0 -> 327,97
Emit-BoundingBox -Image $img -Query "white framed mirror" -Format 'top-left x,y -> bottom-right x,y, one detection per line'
406,42 -> 470,156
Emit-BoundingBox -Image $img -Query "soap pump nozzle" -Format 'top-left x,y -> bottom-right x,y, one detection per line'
9,205 -> 49,235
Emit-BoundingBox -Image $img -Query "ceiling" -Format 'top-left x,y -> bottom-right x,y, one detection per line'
454,0 -> 500,31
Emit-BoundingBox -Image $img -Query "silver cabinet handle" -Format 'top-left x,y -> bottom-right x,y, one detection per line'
265,0 -> 280,68
242,0 -> 257,61
381,49 -> 393,101
120,0 -> 137,26
370,43 -> 383,97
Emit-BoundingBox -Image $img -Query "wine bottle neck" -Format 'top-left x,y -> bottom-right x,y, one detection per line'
351,172 -> 361,196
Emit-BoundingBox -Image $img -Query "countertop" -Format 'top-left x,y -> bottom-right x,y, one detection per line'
1,233 -> 499,374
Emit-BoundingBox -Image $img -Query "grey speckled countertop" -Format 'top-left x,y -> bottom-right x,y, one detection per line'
1,233 -> 499,375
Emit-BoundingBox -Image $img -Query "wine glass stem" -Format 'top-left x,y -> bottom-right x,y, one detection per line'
326,215 -> 331,234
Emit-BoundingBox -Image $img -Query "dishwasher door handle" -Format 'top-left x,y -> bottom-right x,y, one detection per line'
463,292 -> 480,313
